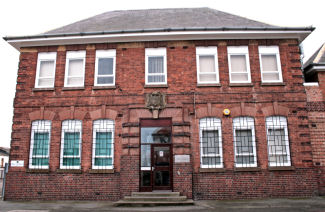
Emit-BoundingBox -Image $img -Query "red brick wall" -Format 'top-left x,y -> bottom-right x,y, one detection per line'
5,39 -> 319,200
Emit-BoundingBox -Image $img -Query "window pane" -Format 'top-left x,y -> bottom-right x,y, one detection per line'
269,155 -> 288,164
262,73 -> 279,81
95,158 -> 112,166
68,59 -> 83,76
67,77 -> 83,86
231,73 -> 248,82
268,129 -> 287,154
95,132 -> 112,156
97,76 -> 114,84
199,74 -> 217,82
199,56 -> 215,73
235,130 -> 253,154
33,132 -> 49,156
32,158 -> 49,166
141,145 -> 151,167
64,132 -> 80,156
98,58 -> 113,75
202,157 -> 220,165
202,130 -> 219,154
39,61 -> 55,77
236,156 -> 255,165
261,55 -> 278,72
148,75 -> 165,83
38,78 -> 54,87
230,55 -> 247,72
63,158 -> 80,166
148,57 -> 164,73
141,127 -> 171,144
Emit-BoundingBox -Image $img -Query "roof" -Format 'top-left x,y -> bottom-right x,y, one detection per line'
44,7 -> 275,35
303,43 -> 325,71
3,8 -> 315,50
0,147 -> 9,156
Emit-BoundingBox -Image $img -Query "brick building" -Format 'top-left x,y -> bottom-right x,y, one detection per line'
3,8 -> 320,200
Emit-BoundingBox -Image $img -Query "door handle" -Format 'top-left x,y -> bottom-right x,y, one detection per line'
152,167 -> 155,171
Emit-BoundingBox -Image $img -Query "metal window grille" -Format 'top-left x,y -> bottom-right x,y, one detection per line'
233,117 -> 257,167
29,120 -> 51,169
60,120 -> 82,169
92,119 -> 114,169
199,117 -> 223,168
266,116 -> 291,166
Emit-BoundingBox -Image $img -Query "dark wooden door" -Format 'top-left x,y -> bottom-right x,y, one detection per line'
152,144 -> 172,190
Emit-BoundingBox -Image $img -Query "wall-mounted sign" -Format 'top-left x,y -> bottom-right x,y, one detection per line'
11,160 -> 24,167
175,155 -> 190,163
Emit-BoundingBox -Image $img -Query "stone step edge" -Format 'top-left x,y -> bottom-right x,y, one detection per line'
113,199 -> 194,207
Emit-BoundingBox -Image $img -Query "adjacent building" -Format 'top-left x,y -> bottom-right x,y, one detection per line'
3,8 -> 319,200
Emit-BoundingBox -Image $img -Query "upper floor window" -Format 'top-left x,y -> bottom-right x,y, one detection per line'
145,48 -> 167,85
199,117 -> 223,168
29,120 -> 51,169
35,52 -> 56,88
60,120 -> 82,169
233,117 -> 257,167
196,47 -> 219,84
228,46 -> 251,83
64,51 -> 86,87
259,46 -> 283,83
92,119 -> 114,169
95,50 -> 116,86
266,116 -> 291,167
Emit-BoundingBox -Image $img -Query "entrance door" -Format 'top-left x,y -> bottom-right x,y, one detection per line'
140,119 -> 172,191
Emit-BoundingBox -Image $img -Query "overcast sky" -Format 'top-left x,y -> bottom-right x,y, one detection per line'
0,0 -> 324,148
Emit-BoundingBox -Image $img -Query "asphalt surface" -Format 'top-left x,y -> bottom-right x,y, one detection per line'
0,197 -> 325,212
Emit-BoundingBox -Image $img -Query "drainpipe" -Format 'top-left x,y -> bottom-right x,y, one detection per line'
299,44 -> 306,82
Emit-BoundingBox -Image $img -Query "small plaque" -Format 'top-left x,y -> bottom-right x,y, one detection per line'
175,155 -> 190,163
11,160 -> 24,167
159,151 -> 164,157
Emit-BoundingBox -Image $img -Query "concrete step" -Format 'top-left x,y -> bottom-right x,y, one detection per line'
124,196 -> 187,201
113,199 -> 194,207
131,191 -> 180,197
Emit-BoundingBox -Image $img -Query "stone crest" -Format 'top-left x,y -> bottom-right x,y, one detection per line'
146,91 -> 166,118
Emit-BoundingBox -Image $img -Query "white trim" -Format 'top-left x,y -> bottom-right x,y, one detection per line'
233,117 -> 257,168
199,117 -> 223,168
35,52 -> 57,88
60,120 -> 82,169
64,51 -> 86,87
94,50 -> 116,86
259,46 -> 283,83
7,30 -> 312,50
92,119 -> 114,169
265,116 -> 291,167
303,82 -> 319,86
196,47 -> 219,84
29,120 -> 51,169
145,48 -> 167,85
228,46 -> 251,83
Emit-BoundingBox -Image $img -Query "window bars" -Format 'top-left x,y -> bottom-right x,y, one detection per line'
233,117 -> 257,167
92,119 -> 114,169
60,120 -> 82,169
266,116 -> 291,166
29,120 -> 51,169
199,118 -> 223,168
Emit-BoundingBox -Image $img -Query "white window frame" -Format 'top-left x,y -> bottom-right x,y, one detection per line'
145,48 -> 167,85
60,120 -> 82,169
199,117 -> 223,168
92,119 -> 114,169
228,46 -> 251,83
94,50 -> 116,86
266,116 -> 291,167
196,47 -> 219,84
233,117 -> 257,167
259,46 -> 283,83
35,52 -> 57,88
29,120 -> 51,169
64,51 -> 86,87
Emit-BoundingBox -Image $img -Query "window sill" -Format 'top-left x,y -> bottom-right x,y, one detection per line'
62,87 -> 85,91
199,168 -> 225,173
234,167 -> 261,172
92,85 -> 116,90
89,169 -> 114,174
144,84 -> 168,88
56,169 -> 82,174
229,83 -> 253,87
197,83 -> 221,87
26,168 -> 50,173
268,166 -> 295,171
32,88 -> 55,92
261,82 -> 286,86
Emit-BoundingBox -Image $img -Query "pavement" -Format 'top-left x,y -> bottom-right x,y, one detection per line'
0,197 -> 325,212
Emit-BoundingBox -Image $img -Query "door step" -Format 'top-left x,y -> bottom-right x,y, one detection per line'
114,192 -> 194,207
